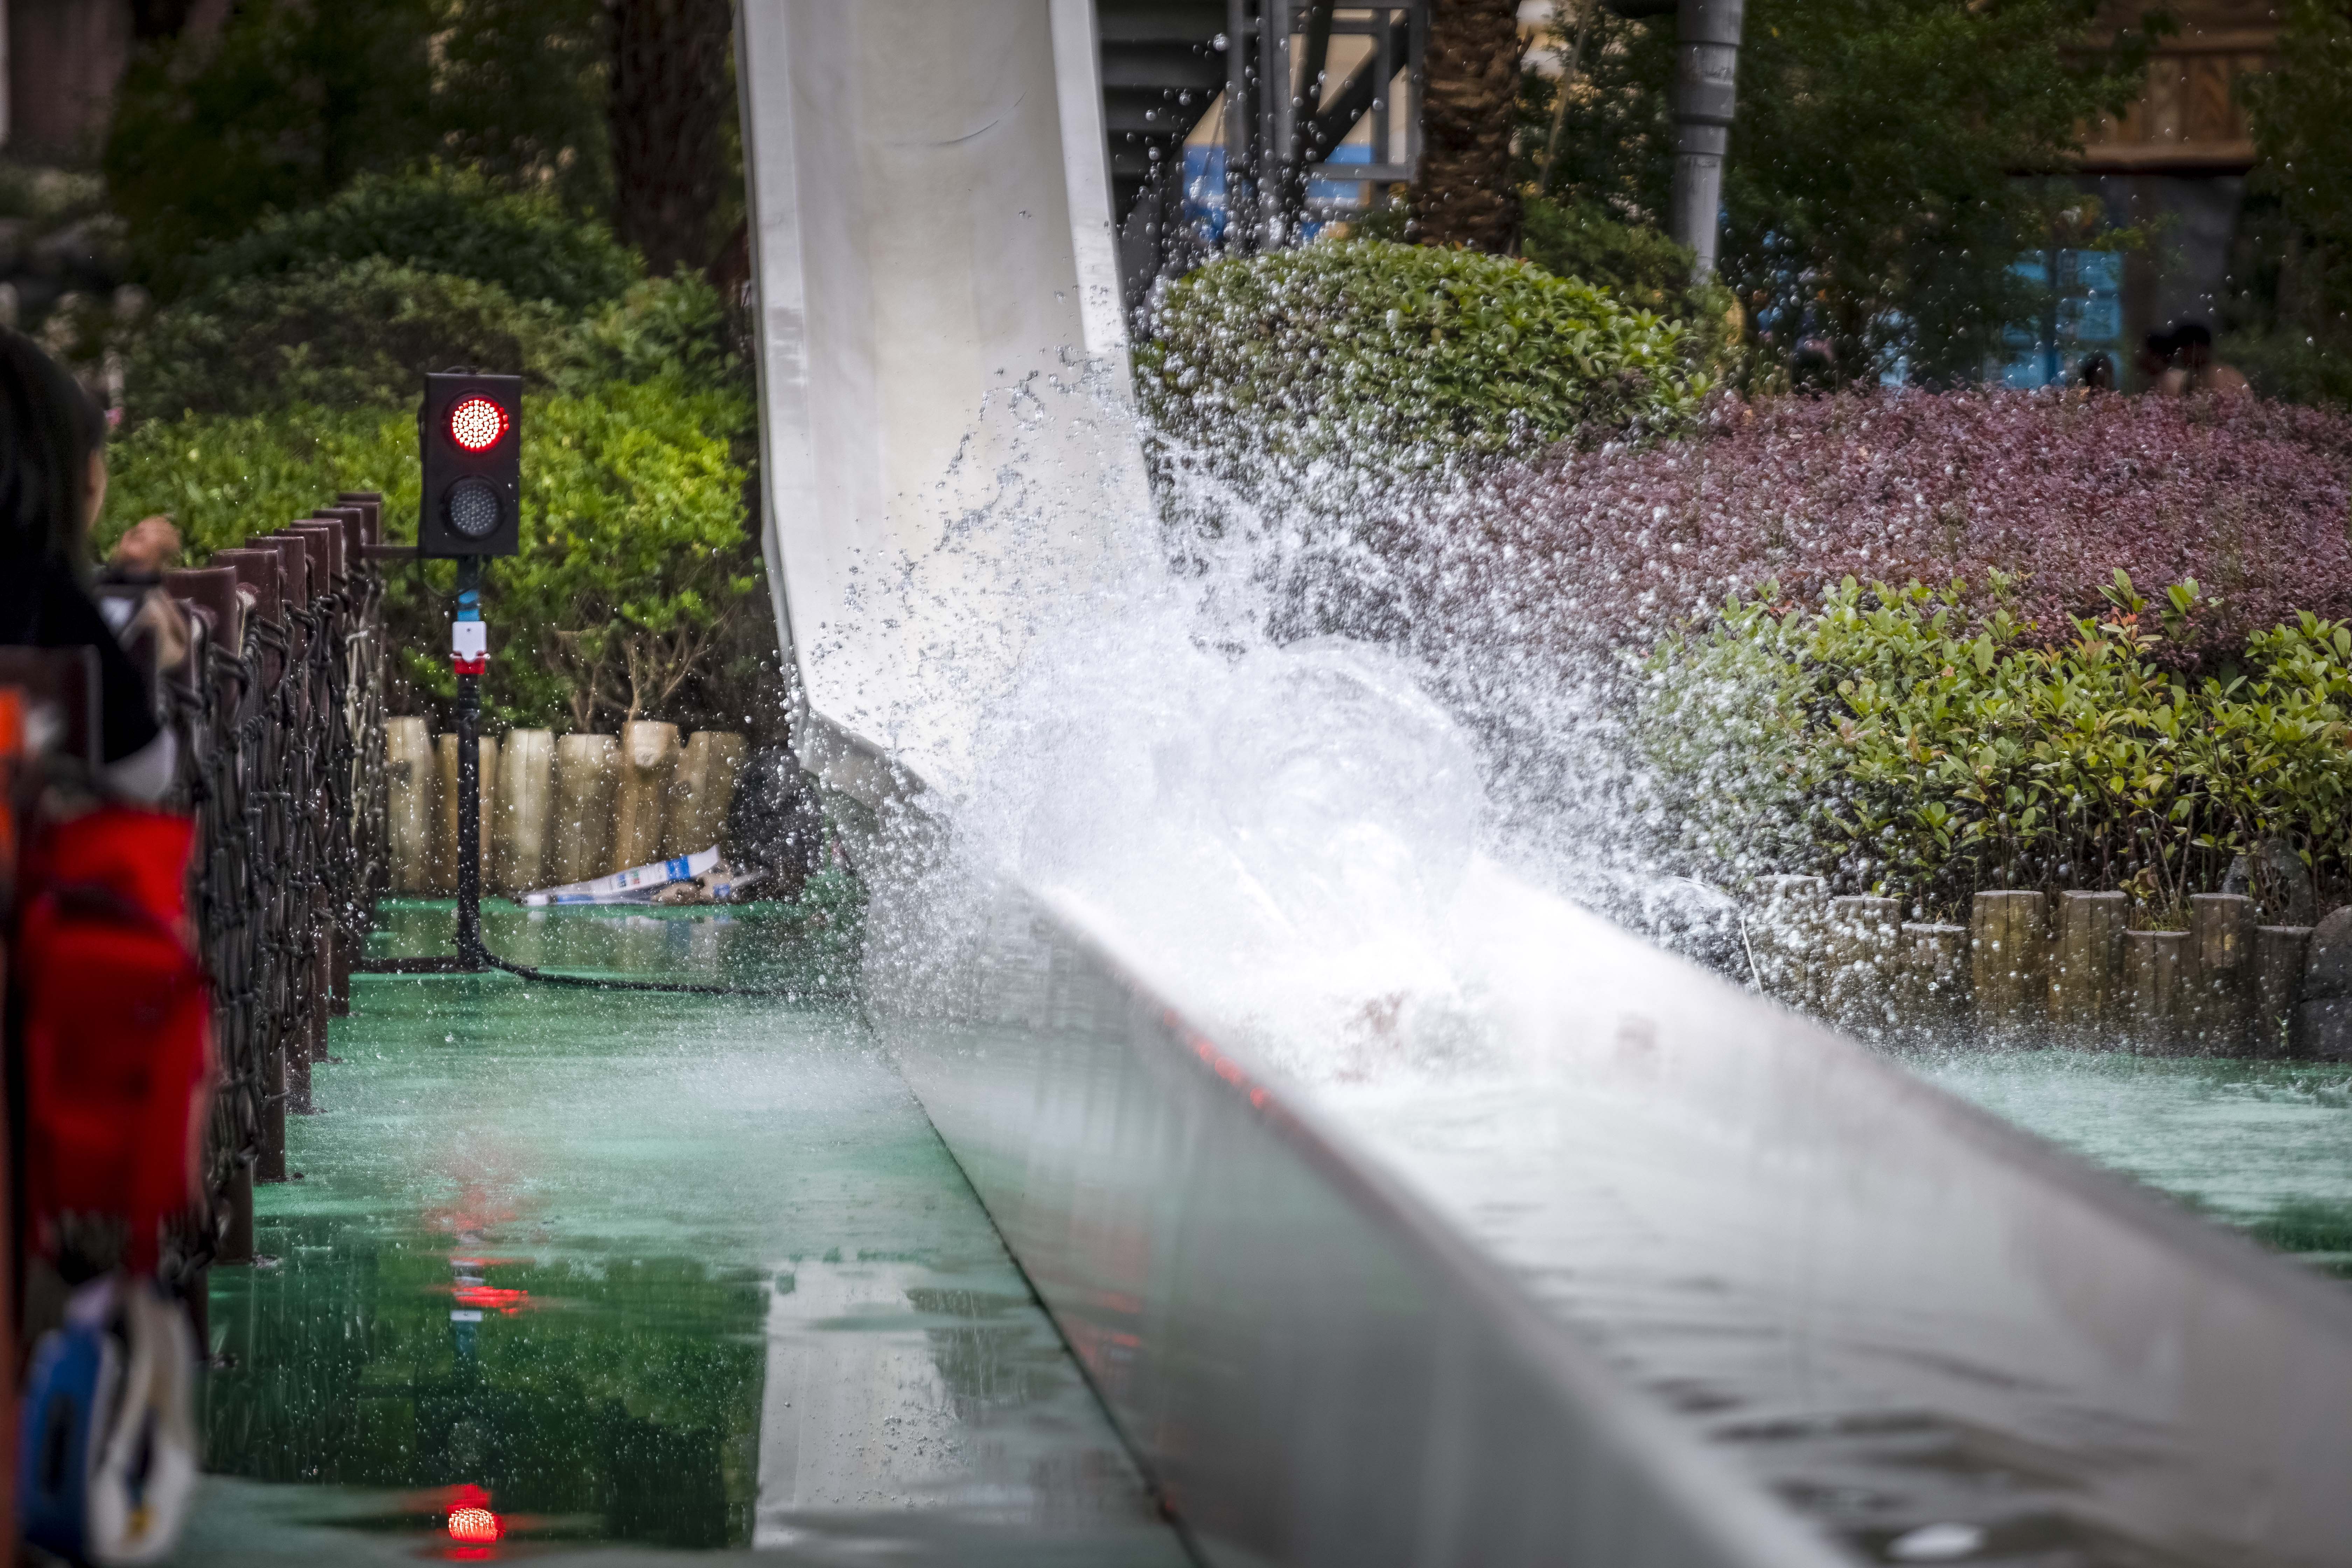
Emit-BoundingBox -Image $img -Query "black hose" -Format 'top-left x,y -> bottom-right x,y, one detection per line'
355,946 -> 851,1001
479,949 -> 849,1001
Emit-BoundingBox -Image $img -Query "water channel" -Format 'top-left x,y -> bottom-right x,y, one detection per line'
179,897 -> 2352,1564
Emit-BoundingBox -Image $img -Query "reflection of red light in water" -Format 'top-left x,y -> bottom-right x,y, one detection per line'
448,1505 -> 503,1543
450,1284 -> 531,1316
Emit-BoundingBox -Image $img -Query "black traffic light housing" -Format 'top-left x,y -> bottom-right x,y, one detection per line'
418,371 -> 522,558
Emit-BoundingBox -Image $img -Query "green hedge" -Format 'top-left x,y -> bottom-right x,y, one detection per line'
103,376 -> 758,734
1642,574 -> 2352,925
1138,238 -> 1708,466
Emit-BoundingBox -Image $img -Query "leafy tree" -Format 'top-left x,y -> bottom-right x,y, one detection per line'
104,0 -> 442,294
121,259 -> 569,424
2229,0 -> 2352,407
186,166 -> 639,314
1526,0 -> 2159,385
607,0 -> 737,276
1517,193 -> 1693,312
435,0 -> 614,217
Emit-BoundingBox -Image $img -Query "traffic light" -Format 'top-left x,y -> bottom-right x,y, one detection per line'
418,372 -> 522,558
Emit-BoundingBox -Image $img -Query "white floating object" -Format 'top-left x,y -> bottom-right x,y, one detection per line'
522,846 -> 721,907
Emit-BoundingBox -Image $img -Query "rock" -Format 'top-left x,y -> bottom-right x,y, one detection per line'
724,746 -> 827,902
2296,996 -> 2352,1062
2306,906 -> 2352,1002
2226,841 -> 2318,925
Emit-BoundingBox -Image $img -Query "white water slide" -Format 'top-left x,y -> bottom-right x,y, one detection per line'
735,6 -> 2352,1564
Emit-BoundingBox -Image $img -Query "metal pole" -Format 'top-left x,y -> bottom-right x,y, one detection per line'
454,558 -> 487,969
1668,0 -> 1744,280
1226,0 -> 1258,252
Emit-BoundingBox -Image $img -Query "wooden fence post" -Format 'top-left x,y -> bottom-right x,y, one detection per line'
2051,891 -> 2127,1046
2123,930 -> 2189,1055
2188,893 -> 2256,1055
1752,875 -> 1827,1012
2253,925 -> 2313,1060
1970,892 -> 2047,1044
1825,896 -> 1900,1037
1897,923 -> 1970,1040
552,734 -> 621,886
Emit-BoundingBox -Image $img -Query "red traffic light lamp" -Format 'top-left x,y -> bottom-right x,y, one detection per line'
418,372 -> 521,559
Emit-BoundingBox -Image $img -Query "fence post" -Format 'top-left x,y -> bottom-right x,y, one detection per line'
664,731 -> 748,859
1825,896 -> 1899,1038
2123,930 -> 2188,1055
1970,891 -> 2047,1044
2051,891 -> 2127,1047
495,729 -> 556,895
1897,923 -> 1970,1041
553,734 -> 621,885
435,733 -> 499,895
614,721 -> 681,872
2299,906 -> 2352,1060
2253,925 -> 2313,1060
2188,893 -> 2256,1056
1751,875 -> 1827,1011
385,718 -> 436,893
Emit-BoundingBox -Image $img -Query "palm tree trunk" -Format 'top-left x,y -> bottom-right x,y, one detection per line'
1413,0 -> 1525,252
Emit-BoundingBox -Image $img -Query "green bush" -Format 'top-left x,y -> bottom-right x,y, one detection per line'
1517,196 -> 1694,313
188,167 -> 639,314
1139,238 -> 1708,465
102,376 -> 759,735
1642,575 -> 2352,925
122,262 -> 737,423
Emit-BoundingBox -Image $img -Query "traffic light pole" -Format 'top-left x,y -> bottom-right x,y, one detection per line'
453,557 -> 488,969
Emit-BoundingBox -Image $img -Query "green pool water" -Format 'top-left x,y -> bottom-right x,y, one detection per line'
1917,1050 -> 2352,1278
175,901 -> 1186,1566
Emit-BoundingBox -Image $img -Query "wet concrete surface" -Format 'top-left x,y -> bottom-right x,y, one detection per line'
175,900 -> 1188,1564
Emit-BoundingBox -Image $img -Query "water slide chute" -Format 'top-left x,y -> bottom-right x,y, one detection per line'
736,6 -> 2352,1563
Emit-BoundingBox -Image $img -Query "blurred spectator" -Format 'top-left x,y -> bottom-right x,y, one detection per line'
2169,322 -> 2250,398
99,517 -> 192,677
0,330 -> 175,800
107,515 -> 181,576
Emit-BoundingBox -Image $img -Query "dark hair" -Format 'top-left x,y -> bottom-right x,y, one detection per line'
0,329 -> 105,573
2143,329 -> 2178,359
2173,321 -> 2214,349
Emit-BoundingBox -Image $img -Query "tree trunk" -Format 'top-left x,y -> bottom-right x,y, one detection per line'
606,0 -> 734,276
1413,0 -> 1525,252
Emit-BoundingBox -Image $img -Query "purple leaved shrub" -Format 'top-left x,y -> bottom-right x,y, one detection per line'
1454,390 -> 2352,662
